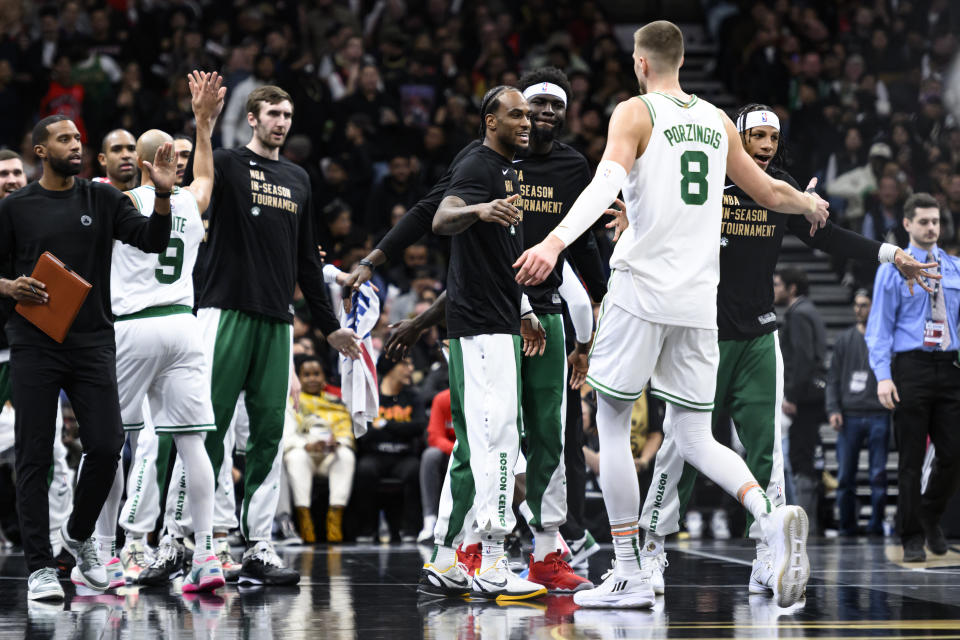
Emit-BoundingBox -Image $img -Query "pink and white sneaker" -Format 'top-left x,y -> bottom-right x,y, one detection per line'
81,557 -> 125,589
182,555 -> 225,593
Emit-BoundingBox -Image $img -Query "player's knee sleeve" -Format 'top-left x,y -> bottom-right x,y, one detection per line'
596,393 -> 640,524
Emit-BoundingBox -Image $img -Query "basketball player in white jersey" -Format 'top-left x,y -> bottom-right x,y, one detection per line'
93,70 -> 227,593
515,21 -> 829,609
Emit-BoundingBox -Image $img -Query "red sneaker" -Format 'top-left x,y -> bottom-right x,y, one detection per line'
528,552 -> 594,593
457,543 -> 481,576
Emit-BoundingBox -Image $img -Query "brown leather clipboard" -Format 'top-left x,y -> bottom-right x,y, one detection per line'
15,251 -> 92,343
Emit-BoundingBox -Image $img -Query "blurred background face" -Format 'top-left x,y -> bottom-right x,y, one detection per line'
99,130 -> 137,183
904,207 -> 940,248
388,156 -> 412,183
298,360 -> 327,395
772,274 -> 788,305
853,295 -> 871,324
173,139 -> 193,185
0,158 -> 26,197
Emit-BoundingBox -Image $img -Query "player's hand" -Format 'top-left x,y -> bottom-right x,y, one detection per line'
802,177 -> 829,236
478,193 -> 522,228
877,379 -> 899,410
1,276 -> 47,304
143,141 -> 177,194
604,198 -> 629,242
829,412 -> 843,431
342,258 -> 380,294
520,313 -> 546,356
781,399 -> 797,416
289,371 -> 301,411
893,248 -> 939,295
188,70 -> 226,126
568,344 -> 590,389
514,234 -> 564,286
384,319 -> 426,360
327,327 -> 362,360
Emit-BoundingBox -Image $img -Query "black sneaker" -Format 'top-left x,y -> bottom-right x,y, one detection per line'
238,541 -> 300,586
902,536 -> 926,563
919,511 -> 948,555
138,535 -> 185,586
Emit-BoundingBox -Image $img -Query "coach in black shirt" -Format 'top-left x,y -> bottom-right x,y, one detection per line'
0,115 -> 172,600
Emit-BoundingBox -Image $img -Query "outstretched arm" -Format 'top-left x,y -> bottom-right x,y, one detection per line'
432,194 -> 521,236
513,98 -> 650,286
187,70 -> 226,213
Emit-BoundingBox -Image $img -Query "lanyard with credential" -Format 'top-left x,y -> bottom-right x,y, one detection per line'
928,252 -> 942,320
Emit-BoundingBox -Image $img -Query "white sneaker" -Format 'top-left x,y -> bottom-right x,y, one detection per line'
572,565 -> 655,609
711,510 -> 731,540
685,511 -> 703,539
120,540 -> 150,584
27,567 -> 65,601
59,523 -> 108,591
763,506 -> 809,608
418,562 -> 472,598
566,531 -> 600,569
748,551 -> 775,594
640,541 -> 668,595
471,556 -> 547,602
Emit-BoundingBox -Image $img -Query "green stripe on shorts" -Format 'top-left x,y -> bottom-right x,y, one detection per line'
649,387 -> 714,412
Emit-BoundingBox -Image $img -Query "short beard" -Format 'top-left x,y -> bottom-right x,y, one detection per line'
48,156 -> 81,177
530,121 -> 561,147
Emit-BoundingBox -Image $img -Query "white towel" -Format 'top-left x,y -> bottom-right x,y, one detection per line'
323,266 -> 380,438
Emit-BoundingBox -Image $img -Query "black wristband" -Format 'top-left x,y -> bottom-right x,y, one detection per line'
155,191 -> 172,199
358,258 -> 375,269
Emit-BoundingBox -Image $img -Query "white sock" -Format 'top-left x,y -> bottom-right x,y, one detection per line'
422,515 -> 437,532
480,539 -> 504,572
194,530 -> 214,561
611,522 -> 642,576
533,528 -> 559,562
518,500 -> 534,526
738,484 -> 773,525
95,536 -> 115,564
432,544 -> 457,569
124,533 -> 146,549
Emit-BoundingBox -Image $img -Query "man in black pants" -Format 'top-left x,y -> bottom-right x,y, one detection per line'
0,115 -> 174,601
867,193 -> 960,562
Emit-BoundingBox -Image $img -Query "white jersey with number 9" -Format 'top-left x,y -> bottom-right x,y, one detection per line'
608,92 -> 729,330
111,185 -> 202,316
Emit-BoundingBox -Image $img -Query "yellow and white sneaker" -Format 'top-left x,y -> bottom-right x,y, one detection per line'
471,556 -> 546,602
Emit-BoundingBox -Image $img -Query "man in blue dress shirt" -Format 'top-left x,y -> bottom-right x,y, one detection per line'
866,192 -> 959,563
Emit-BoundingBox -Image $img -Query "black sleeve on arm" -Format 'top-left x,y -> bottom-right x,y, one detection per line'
565,231 -> 607,302
789,216 -> 882,263
443,153 -> 491,204
296,188 -> 341,336
112,191 -> 171,252
375,141 -> 481,262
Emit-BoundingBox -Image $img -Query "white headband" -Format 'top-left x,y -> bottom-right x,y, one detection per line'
522,82 -> 567,106
738,110 -> 780,132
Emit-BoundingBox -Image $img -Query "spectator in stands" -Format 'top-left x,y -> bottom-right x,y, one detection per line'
365,152 -> 425,237
824,127 -> 865,192
284,356 -> 356,544
827,290 -> 890,537
827,142 -> 893,229
418,388 -> 453,543
220,54 -> 275,149
38,54 -> 87,142
866,193 -> 960,563
775,267 -> 828,535
355,356 -> 424,542
862,176 -> 908,246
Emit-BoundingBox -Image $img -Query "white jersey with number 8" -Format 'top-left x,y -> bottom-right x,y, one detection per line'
111,185 -> 202,316
608,92 -> 729,330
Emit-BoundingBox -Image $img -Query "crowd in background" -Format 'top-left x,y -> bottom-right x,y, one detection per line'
0,0 -> 957,543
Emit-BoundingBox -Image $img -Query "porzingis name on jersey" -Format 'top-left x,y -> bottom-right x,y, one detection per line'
663,123 -> 723,149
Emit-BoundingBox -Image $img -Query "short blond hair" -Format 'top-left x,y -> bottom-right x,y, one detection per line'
634,21 -> 684,73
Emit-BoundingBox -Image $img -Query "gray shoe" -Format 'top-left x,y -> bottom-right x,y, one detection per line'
27,567 -> 65,601
59,523 -> 108,590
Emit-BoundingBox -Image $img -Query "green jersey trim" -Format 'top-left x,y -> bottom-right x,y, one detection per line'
654,92 -> 699,109
638,95 -> 656,125
115,304 -> 193,322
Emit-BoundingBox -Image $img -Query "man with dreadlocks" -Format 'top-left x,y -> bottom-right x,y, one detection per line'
636,102 -> 935,599
417,85 -> 550,601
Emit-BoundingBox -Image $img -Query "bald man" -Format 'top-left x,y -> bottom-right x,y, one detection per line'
95,129 -> 138,190
91,71 -> 227,593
